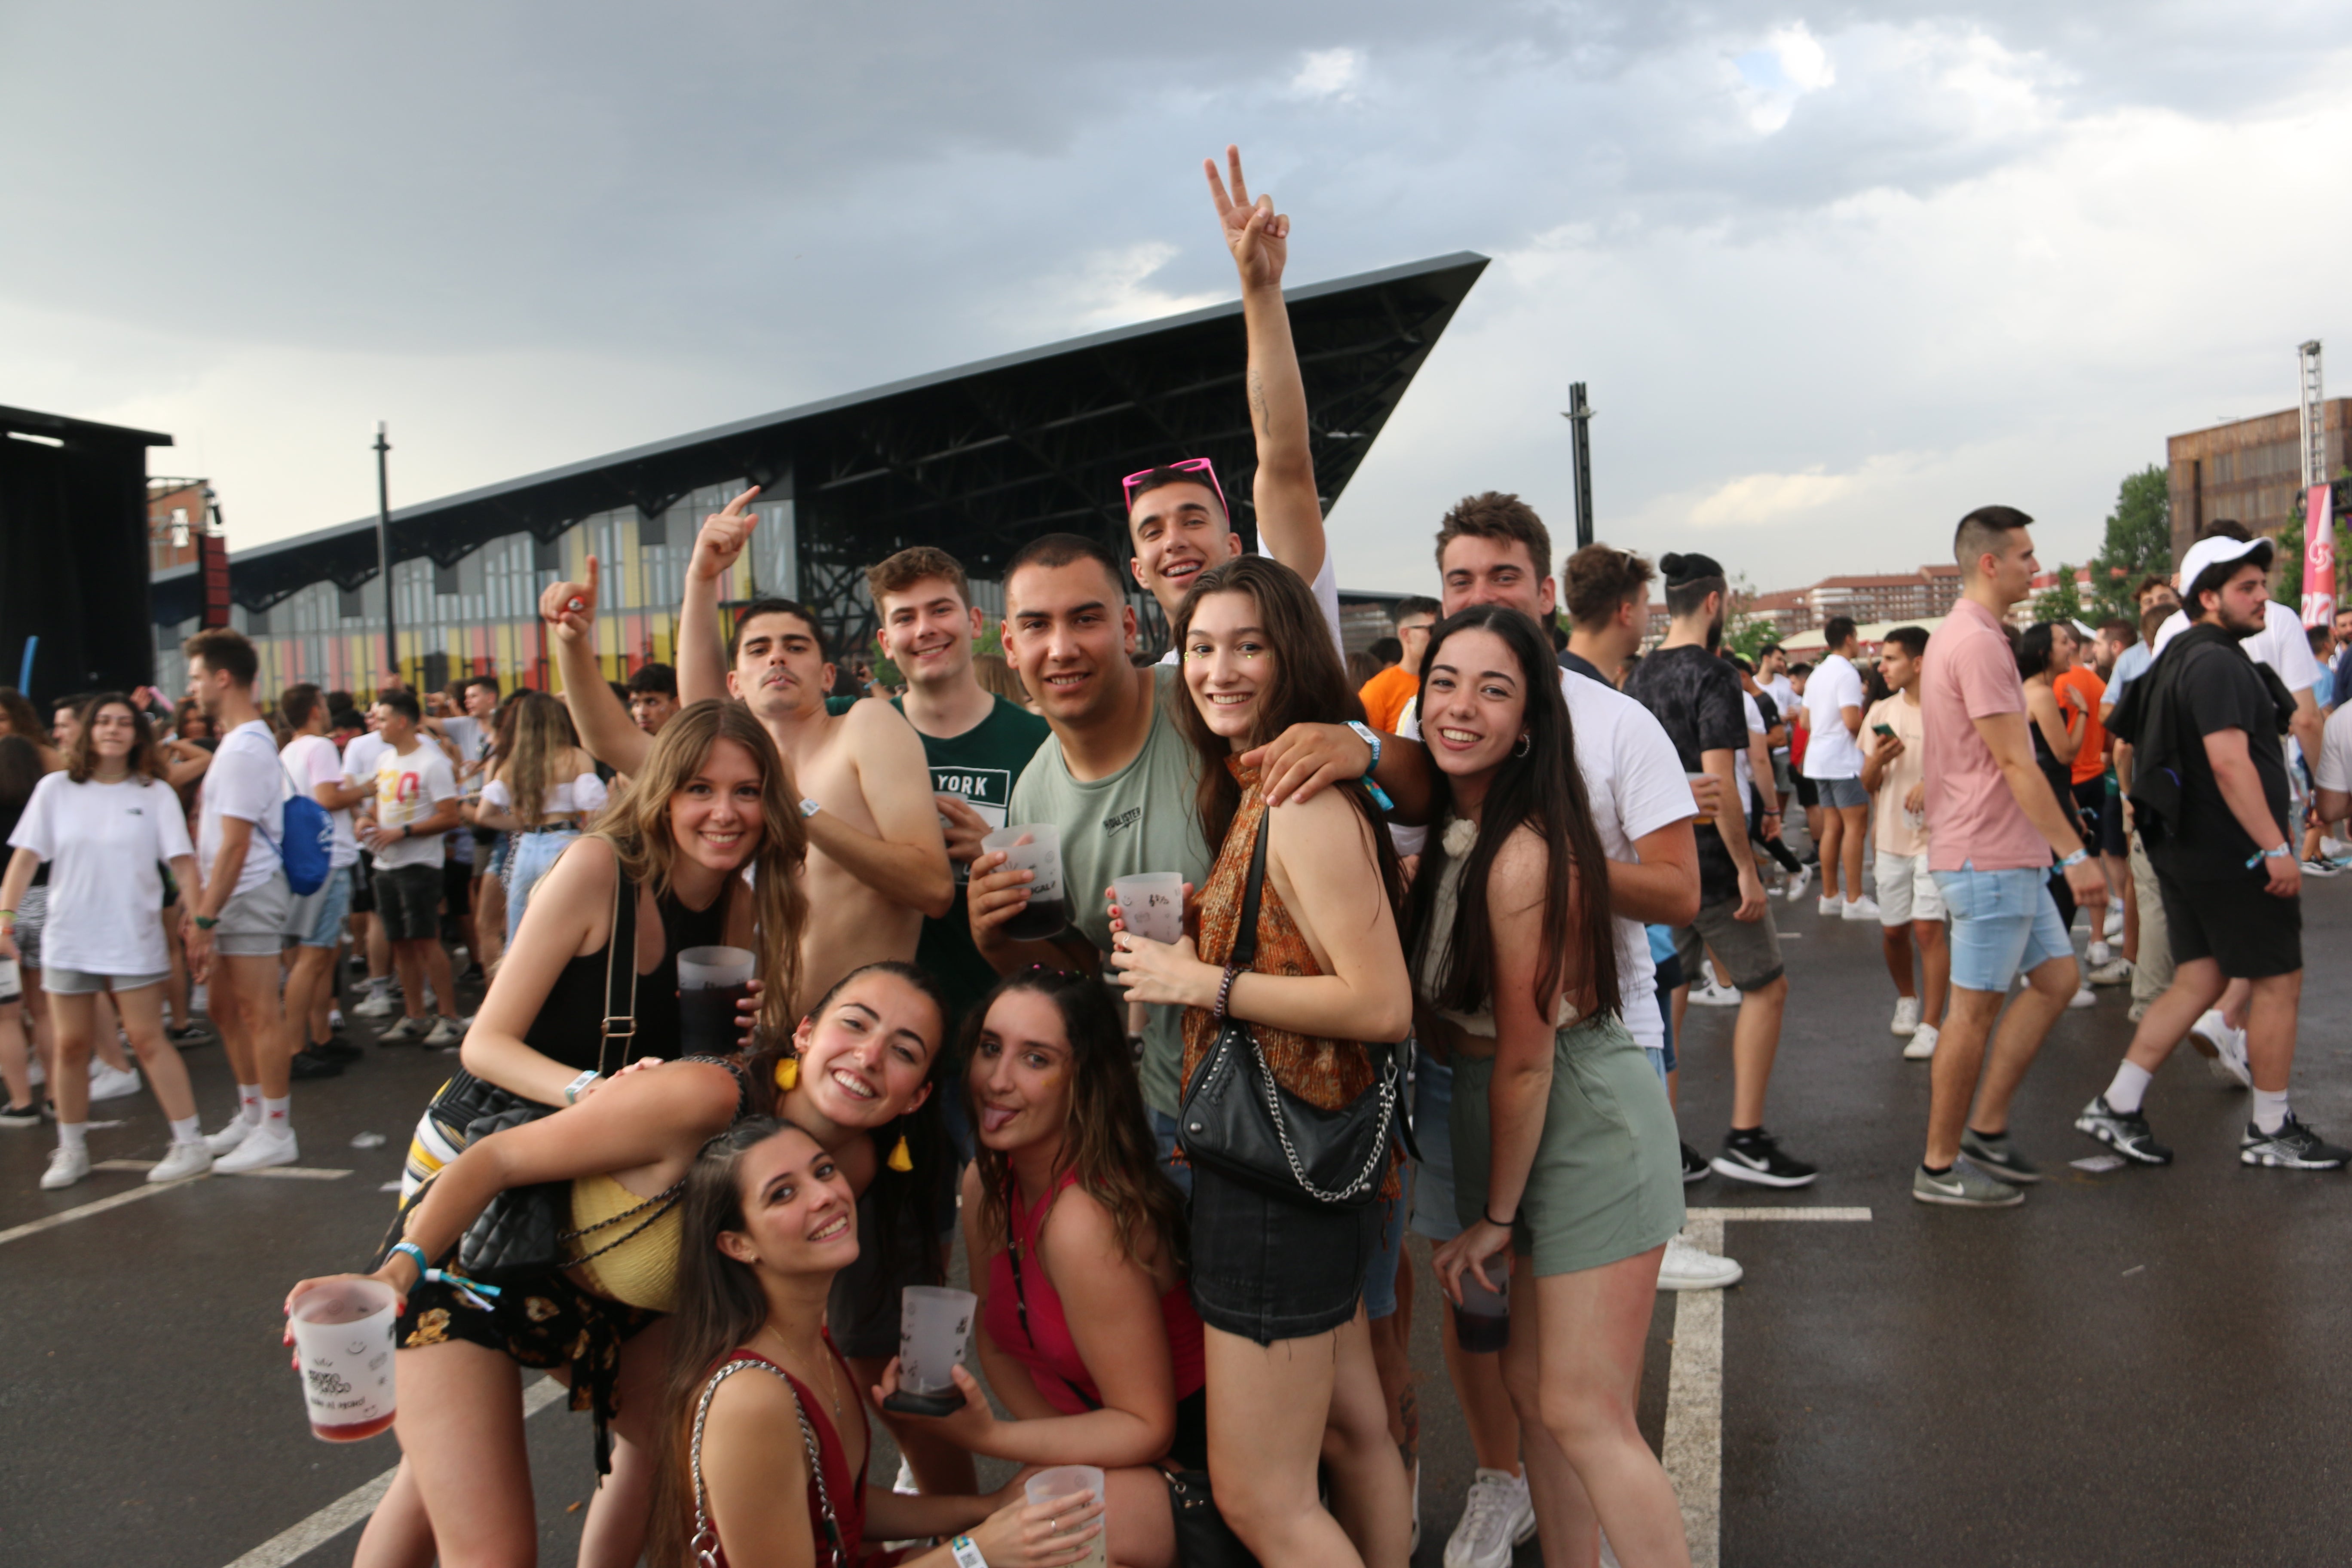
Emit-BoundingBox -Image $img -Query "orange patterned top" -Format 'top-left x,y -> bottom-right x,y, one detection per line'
1180,764 -> 1399,1197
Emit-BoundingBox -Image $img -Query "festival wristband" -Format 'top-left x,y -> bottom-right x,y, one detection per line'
389,1241 -> 429,1280
800,798 -> 822,819
564,1069 -> 601,1106
2058,850 -> 2088,869
950,1536 -> 988,1568
2245,843 -> 2294,869
193,915 -> 220,930
1345,720 -> 1383,774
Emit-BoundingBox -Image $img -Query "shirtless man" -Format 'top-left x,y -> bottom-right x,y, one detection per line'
538,529 -> 952,1012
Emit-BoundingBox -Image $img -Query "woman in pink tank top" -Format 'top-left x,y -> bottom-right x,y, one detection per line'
879,969 -> 1207,1568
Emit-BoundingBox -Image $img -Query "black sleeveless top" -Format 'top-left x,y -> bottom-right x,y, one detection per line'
522,880 -> 729,1072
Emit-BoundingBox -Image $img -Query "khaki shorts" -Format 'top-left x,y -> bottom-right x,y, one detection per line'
1874,849 -> 1946,926
1674,894 -> 1785,992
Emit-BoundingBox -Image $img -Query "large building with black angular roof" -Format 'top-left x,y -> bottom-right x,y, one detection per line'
147,252 -> 1485,698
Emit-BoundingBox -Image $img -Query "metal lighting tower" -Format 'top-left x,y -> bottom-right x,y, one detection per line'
1562,382 -> 1595,550
374,421 -> 397,686
2300,342 -> 2327,487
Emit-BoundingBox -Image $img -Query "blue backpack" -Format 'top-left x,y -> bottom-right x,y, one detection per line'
270,760 -> 334,897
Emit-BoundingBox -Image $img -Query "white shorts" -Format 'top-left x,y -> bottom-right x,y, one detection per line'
1875,849 -> 1945,926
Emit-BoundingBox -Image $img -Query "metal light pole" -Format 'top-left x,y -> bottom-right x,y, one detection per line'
374,421 -> 398,689
1563,383 -> 1595,550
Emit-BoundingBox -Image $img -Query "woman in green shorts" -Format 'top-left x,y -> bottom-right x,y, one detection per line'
1404,606 -> 1689,1568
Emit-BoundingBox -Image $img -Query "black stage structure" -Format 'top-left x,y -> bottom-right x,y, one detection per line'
1,406 -> 175,705
166,252 -> 1486,659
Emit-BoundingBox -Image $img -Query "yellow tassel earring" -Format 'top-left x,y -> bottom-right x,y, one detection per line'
773,1057 -> 799,1092
887,1134 -> 913,1173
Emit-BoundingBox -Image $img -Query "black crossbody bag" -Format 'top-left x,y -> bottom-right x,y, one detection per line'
1177,818 -> 1414,1210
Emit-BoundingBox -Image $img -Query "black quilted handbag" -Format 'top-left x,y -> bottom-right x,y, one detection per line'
430,871 -> 643,1279
1177,816 -> 1412,1211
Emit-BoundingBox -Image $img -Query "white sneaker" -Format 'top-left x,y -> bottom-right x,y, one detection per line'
1689,977 -> 1743,1008
2087,939 -> 2113,966
2193,1010 -> 2252,1089
1817,894 -> 1842,916
1444,1467 -> 1536,1568
328,1006 -> 345,1030
1842,896 -> 1883,922
1904,1022 -> 1940,1061
204,1115 -> 258,1155
215,1123 -> 298,1173
422,1017 -> 465,1048
88,1061 -> 142,1102
1657,1231 -> 1743,1291
2103,900 -> 2125,940
40,1144 -> 91,1190
1783,864 -> 1813,901
2087,958 -> 2133,986
2068,985 -> 2097,1008
1891,997 -> 1922,1036
147,1141 -> 214,1182
352,990 -> 399,1020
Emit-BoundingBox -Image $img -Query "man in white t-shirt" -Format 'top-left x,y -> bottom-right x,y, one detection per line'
280,683 -> 369,1079
1802,619 -> 1877,920
358,692 -> 465,1047
183,628 -> 302,1172
340,712 -> 398,1017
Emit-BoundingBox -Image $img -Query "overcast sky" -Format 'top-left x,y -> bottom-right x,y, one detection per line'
6,2 -> 2348,597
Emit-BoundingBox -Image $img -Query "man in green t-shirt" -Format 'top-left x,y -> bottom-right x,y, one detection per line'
866,545 -> 1050,1036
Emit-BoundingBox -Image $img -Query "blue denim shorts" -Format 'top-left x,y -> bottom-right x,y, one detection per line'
1934,863 -> 2073,993
1364,1162 -> 1416,1319
286,864 -> 354,950
1408,1057 -> 1459,1243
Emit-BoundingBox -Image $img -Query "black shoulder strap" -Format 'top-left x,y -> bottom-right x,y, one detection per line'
1226,811 -> 1270,973
599,865 -> 641,1076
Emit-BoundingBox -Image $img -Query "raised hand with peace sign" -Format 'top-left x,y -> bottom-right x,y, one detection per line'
1205,144 -> 1288,293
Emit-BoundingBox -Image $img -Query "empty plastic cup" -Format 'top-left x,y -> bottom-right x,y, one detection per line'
289,1278 -> 400,1440
677,945 -> 756,1056
883,1284 -> 977,1417
982,825 -> 1066,942
1455,1266 -> 1510,1353
1112,873 -> 1185,946
1025,1465 -> 1108,1568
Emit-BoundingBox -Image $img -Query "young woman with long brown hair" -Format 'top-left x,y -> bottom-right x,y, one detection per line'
879,967 -> 1206,1567
1411,606 -> 1687,1567
475,688 -> 607,942
1110,553 -> 1415,1568
0,695 -> 207,1188
649,1117 -> 1099,1568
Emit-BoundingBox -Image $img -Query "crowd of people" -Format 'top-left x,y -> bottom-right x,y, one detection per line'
2,145 -> 2341,1568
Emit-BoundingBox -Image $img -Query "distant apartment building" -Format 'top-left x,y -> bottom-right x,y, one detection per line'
1733,565 -> 1963,640
2168,398 -> 2351,556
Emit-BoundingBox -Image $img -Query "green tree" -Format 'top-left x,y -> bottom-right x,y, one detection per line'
2033,567 -> 2086,627
1721,573 -> 1778,660
2086,465 -> 2172,623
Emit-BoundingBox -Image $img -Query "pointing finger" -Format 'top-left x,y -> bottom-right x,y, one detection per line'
584,555 -> 600,597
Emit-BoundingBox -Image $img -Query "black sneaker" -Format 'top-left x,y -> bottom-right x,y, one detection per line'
168,1022 -> 214,1049
2239,1115 -> 2351,1170
288,1047 -> 346,1081
0,1100 -> 39,1128
1959,1128 -> 2042,1184
314,1035 -> 364,1063
1712,1128 -> 1819,1188
2074,1095 -> 2172,1165
1681,1141 -> 1711,1185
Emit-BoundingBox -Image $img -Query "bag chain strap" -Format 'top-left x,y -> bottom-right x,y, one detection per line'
689,1357 -> 845,1567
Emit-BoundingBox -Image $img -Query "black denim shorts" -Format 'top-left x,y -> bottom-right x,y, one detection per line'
1187,1163 -> 1379,1346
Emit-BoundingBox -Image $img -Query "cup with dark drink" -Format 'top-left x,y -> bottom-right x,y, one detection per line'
983,824 -> 1066,942
1455,1264 -> 1510,1353
289,1278 -> 399,1440
677,945 -> 756,1055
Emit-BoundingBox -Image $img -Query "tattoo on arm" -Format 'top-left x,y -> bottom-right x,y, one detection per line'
1248,368 -> 1267,426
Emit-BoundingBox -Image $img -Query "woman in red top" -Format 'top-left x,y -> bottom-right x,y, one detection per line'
882,968 -> 1205,1568
653,1118 -> 1097,1568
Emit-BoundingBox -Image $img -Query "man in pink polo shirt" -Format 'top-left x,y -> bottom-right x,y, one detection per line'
1914,505 -> 2110,1207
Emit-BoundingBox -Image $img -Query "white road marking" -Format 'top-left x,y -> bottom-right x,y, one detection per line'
1665,1206 -> 1872,1568
94,1158 -> 353,1180
220,1377 -> 569,1568
0,1178 -> 194,1246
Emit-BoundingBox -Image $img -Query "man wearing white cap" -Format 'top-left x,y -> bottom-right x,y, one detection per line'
2081,531 -> 2347,1170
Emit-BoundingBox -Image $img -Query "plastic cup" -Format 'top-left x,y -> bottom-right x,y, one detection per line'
1112,873 -> 1185,946
677,945 -> 756,1056
1455,1267 -> 1510,1354
983,825 -> 1066,942
289,1278 -> 400,1441
882,1285 -> 977,1417
1025,1465 -> 1108,1568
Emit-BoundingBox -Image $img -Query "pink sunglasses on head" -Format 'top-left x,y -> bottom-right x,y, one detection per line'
1120,457 -> 1229,520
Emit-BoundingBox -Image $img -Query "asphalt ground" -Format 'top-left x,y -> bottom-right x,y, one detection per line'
5,873 -> 2350,1568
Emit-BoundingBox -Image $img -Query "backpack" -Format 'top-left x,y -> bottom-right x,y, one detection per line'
271,750 -> 334,897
